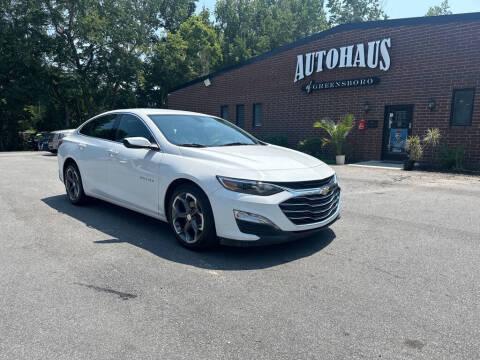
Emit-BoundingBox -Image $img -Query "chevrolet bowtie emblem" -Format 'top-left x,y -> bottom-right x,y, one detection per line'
321,187 -> 330,196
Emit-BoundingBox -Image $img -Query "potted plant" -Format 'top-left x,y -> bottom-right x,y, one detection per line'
405,128 -> 441,171
313,114 -> 354,165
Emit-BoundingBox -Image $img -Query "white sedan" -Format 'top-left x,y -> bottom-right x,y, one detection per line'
57,109 -> 340,249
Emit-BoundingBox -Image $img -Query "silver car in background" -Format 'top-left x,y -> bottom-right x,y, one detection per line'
48,130 -> 75,153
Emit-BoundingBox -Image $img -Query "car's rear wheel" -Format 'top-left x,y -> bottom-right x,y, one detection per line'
64,163 -> 87,205
168,184 -> 217,250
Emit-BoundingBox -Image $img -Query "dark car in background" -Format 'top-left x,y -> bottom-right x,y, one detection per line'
36,132 -> 50,151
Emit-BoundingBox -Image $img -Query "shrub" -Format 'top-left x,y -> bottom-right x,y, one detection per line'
261,134 -> 288,147
406,136 -> 423,161
424,128 -> 441,147
297,138 -> 335,163
439,145 -> 465,170
405,128 -> 441,162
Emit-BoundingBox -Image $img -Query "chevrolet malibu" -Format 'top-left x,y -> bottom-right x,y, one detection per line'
58,109 -> 340,249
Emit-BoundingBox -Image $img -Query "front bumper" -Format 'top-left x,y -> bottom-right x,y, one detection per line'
209,185 -> 341,245
220,214 -> 340,247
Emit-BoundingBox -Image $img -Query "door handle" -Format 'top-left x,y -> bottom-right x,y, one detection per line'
78,143 -> 87,150
108,149 -> 119,157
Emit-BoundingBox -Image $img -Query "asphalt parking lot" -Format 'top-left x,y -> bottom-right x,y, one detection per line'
0,151 -> 479,360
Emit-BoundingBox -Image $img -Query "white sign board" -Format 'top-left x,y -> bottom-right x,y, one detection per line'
294,38 -> 391,83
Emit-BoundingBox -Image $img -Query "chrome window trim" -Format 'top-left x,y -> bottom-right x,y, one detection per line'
76,112 -> 162,151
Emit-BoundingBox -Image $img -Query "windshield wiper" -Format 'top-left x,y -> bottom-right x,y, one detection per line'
218,142 -> 255,146
177,143 -> 207,148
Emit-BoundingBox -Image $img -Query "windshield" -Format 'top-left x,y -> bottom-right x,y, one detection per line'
148,114 -> 260,147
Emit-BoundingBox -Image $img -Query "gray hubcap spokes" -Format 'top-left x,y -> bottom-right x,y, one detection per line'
172,192 -> 204,244
65,167 -> 80,200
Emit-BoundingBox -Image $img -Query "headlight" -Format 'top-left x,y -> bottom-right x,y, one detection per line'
216,176 -> 283,196
331,173 -> 337,184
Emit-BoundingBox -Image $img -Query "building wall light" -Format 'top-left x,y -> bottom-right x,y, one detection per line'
364,102 -> 371,113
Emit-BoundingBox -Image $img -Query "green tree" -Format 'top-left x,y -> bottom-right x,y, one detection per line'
426,0 -> 452,16
145,11 -> 222,107
0,0 -> 50,150
215,0 -> 328,67
326,0 -> 388,26
42,0 -> 196,123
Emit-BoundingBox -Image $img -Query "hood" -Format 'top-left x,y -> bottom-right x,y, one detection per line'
180,144 -> 320,170
178,144 -> 334,182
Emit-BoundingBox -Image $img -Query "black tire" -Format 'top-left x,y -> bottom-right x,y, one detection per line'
168,183 -> 217,250
64,162 -> 87,205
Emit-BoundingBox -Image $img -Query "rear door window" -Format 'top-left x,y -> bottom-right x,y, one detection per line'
80,114 -> 118,140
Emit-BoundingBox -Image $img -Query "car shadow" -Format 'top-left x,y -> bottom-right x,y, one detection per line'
42,195 -> 336,271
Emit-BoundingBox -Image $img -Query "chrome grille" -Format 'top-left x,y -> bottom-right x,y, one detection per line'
279,186 -> 340,225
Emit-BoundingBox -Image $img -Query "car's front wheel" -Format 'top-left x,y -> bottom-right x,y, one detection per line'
64,163 -> 87,205
168,184 -> 217,250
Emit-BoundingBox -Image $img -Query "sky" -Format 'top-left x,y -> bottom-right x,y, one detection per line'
196,0 -> 480,19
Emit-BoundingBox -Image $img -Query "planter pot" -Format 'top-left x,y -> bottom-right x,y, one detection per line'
403,159 -> 415,171
336,155 -> 345,165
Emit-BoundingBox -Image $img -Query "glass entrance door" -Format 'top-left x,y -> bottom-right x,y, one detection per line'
382,105 -> 413,161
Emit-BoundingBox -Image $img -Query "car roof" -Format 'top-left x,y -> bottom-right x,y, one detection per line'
100,108 -> 212,118
51,129 -> 75,133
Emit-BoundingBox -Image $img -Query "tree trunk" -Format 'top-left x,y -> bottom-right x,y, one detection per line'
64,102 -> 70,128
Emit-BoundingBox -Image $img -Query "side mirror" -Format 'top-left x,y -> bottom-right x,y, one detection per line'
123,137 -> 159,151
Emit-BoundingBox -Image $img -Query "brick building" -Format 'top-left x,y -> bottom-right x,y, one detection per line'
168,13 -> 480,169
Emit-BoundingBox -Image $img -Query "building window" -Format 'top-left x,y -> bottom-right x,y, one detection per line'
451,88 -> 475,126
220,105 -> 228,120
236,104 -> 245,127
253,103 -> 262,127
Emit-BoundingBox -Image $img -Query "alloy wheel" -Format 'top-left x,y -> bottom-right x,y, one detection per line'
65,167 -> 80,201
171,192 -> 204,244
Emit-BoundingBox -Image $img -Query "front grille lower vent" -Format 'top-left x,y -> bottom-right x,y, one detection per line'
269,175 -> 334,190
279,186 -> 340,225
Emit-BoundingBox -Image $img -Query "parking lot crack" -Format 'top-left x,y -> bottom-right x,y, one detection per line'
74,282 -> 137,300
372,266 -> 405,280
